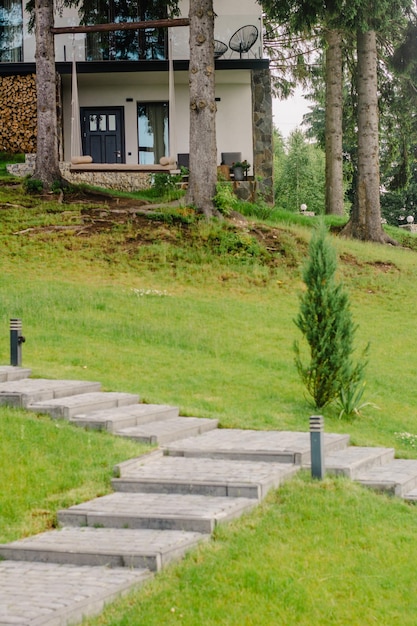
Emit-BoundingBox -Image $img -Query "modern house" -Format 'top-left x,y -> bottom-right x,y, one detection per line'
0,0 -> 273,198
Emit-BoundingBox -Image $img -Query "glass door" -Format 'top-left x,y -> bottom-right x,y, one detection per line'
137,102 -> 169,164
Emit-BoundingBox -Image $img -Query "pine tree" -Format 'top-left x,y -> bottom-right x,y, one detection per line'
294,222 -> 366,408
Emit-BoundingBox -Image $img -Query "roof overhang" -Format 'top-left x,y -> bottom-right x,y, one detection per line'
0,58 -> 270,77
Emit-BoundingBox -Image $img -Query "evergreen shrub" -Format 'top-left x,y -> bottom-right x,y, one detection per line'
294,222 -> 368,410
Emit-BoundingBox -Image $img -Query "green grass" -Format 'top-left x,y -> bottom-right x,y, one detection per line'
0,152 -> 24,178
83,475 -> 417,626
0,408 -> 149,543
2,177 -> 417,623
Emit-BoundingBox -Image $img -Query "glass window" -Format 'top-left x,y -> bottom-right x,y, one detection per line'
108,114 -> 116,131
0,0 -> 23,62
89,115 -> 98,132
138,102 -> 168,164
84,0 -> 167,61
98,114 -> 106,131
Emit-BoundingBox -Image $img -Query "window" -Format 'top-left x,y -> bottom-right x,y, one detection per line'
84,0 -> 168,61
137,102 -> 168,164
0,0 -> 23,62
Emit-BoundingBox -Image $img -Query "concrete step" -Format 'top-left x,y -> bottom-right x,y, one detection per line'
0,527 -> 208,572
69,403 -> 178,432
112,452 -> 299,499
305,446 -> 395,479
115,416 -> 219,445
403,487 -> 417,502
164,429 -> 350,464
27,391 -> 139,419
356,459 -> 417,497
0,378 -> 101,408
0,365 -> 32,382
0,560 -> 151,626
58,491 -> 258,534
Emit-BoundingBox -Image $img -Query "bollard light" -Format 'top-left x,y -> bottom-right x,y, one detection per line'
310,415 -> 325,480
10,318 -> 25,367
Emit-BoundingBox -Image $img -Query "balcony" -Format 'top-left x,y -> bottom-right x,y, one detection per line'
86,28 -> 167,61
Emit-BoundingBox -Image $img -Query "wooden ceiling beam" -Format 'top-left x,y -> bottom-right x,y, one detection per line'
51,17 -> 189,35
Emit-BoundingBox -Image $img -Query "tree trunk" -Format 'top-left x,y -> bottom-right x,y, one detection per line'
33,0 -> 62,188
341,30 -> 393,243
186,0 -> 219,217
325,28 -> 344,216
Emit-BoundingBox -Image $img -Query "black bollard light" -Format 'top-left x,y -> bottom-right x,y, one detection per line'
10,318 -> 25,367
310,415 -> 325,480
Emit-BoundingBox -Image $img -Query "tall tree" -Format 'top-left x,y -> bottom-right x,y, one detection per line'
32,0 -> 62,188
341,29 -> 386,241
262,0 -> 413,241
275,129 -> 325,213
340,0 -> 411,242
260,1 -> 346,216
324,28 -> 344,216
186,0 -> 218,217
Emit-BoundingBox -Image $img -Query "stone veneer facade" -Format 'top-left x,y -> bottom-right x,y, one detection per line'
60,163 -> 154,191
251,68 -> 274,203
7,158 -> 155,192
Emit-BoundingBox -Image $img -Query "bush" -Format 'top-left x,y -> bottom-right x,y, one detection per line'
294,222 -> 368,409
150,169 -> 186,200
23,177 -> 43,194
213,182 -> 239,216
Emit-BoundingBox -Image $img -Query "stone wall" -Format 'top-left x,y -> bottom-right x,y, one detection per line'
60,163 -> 154,191
7,158 -> 155,192
252,68 -> 274,203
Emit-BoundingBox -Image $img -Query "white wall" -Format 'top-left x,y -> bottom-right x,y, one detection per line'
173,0 -> 263,60
21,1 -> 263,63
62,69 -> 253,168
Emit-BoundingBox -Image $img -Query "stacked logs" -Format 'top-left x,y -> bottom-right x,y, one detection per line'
0,74 -> 37,154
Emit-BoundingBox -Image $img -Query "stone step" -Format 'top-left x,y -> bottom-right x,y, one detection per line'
305,446 -> 395,479
164,429 -> 350,464
27,391 -> 139,419
58,492 -> 258,534
69,403 -> 178,432
356,459 -> 417,497
403,487 -> 417,501
112,453 -> 299,499
0,527 -> 208,572
115,416 -> 219,445
0,365 -> 32,382
0,378 -> 101,408
0,560 -> 151,626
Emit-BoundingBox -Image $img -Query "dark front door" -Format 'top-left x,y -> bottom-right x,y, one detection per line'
81,107 -> 125,163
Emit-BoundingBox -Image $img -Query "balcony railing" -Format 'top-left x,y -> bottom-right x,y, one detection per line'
86,28 -> 167,61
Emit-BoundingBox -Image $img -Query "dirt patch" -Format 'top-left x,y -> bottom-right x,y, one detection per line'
340,253 -> 363,267
63,188 -> 152,210
365,260 -> 399,273
339,254 -> 400,276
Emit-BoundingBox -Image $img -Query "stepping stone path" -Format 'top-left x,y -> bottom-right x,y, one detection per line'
0,365 -> 416,625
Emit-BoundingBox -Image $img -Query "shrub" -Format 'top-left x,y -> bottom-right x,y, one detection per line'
23,177 -> 43,194
150,171 -> 184,200
213,182 -> 239,216
294,222 -> 368,409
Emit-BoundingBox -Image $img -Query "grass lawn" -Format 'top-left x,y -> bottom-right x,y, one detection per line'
1,175 -> 417,623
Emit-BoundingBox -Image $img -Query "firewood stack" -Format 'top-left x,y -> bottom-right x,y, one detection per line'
0,74 -> 37,154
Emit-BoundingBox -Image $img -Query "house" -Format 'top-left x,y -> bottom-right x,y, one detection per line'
0,0 -> 273,199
